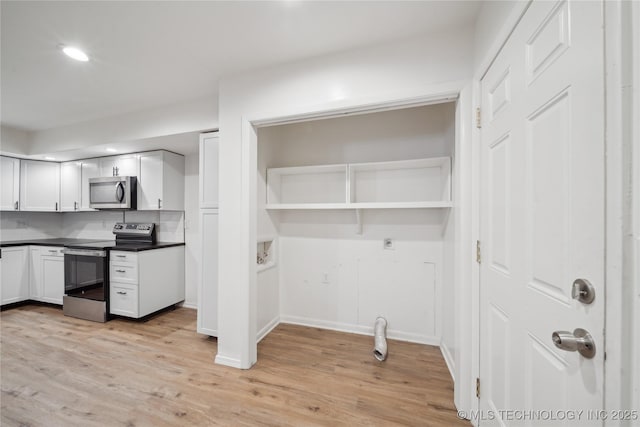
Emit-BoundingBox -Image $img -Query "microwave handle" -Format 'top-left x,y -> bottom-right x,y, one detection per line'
115,182 -> 125,203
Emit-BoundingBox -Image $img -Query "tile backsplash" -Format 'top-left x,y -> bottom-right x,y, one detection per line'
0,212 -> 63,241
1,210 -> 184,242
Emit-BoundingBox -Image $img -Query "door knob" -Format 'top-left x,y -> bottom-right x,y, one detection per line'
572,279 -> 595,304
552,328 -> 596,359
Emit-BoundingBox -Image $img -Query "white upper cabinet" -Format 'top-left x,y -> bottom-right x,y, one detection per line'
0,156 -> 20,211
199,132 -> 219,209
20,160 -> 60,212
80,159 -> 100,211
100,154 -> 139,177
60,161 -> 82,211
138,150 -> 185,211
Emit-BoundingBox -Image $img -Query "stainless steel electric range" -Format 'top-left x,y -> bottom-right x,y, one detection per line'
62,222 -> 156,322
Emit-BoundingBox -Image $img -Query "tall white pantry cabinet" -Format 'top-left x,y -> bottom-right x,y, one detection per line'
197,132 -> 219,337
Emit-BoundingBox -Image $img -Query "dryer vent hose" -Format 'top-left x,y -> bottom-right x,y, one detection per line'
373,317 -> 388,361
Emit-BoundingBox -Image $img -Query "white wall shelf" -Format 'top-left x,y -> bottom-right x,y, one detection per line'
265,157 -> 451,212
267,164 -> 348,205
266,157 -> 451,234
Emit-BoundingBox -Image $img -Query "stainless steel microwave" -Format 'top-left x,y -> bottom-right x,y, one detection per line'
89,176 -> 137,210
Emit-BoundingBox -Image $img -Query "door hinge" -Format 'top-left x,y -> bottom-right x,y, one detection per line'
476,377 -> 480,398
476,240 -> 481,264
476,107 -> 482,129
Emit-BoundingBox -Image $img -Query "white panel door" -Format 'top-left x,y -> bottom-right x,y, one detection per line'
60,161 -> 81,211
480,1 -> 604,424
198,210 -> 219,336
20,160 -> 60,211
199,133 -> 219,209
0,156 -> 20,211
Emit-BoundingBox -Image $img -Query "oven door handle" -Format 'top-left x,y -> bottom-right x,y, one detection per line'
62,249 -> 107,257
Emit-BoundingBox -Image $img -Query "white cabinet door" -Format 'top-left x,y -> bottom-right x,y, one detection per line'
20,160 -> 60,211
138,151 -> 164,210
29,247 -> 43,301
80,159 -> 100,210
0,157 -> 20,211
198,210 -> 218,336
41,254 -> 64,305
30,246 -> 64,305
0,246 -> 29,305
60,161 -> 81,211
199,133 -> 219,209
100,154 -> 139,177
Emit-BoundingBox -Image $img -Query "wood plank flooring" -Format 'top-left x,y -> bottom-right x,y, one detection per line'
1,305 -> 469,426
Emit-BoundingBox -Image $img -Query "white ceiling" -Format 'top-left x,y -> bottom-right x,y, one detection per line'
1,1 -> 482,134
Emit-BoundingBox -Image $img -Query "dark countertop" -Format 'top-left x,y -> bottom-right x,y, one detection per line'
1,239 -> 185,252
0,238 -> 104,248
109,242 -> 185,252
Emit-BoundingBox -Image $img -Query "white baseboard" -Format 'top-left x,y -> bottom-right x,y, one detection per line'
440,341 -> 456,383
180,301 -> 197,310
214,354 -> 243,369
280,315 -> 440,346
257,316 -> 280,343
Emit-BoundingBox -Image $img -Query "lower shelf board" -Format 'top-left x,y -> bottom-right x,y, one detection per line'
265,201 -> 453,210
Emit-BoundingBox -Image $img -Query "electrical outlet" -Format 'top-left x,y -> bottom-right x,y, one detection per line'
383,238 -> 394,250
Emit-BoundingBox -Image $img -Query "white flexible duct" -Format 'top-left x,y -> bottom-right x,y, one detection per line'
373,317 -> 388,361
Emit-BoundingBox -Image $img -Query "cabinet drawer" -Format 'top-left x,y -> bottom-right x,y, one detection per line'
110,251 -> 137,264
110,282 -> 138,318
110,263 -> 138,284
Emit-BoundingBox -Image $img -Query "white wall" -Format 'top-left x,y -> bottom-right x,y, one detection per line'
473,1 -> 519,71
0,125 -> 30,156
183,153 -> 200,308
28,96 -> 218,156
218,28 -> 474,368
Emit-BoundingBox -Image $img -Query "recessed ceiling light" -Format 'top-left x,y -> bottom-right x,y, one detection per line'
44,156 -> 56,161
62,46 -> 89,62
105,148 -> 118,153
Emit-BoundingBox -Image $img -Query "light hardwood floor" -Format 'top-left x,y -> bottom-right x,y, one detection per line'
1,304 -> 470,426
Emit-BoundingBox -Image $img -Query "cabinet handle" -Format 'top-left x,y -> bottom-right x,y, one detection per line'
115,255 -> 127,258
55,202 -> 58,211
158,198 -> 161,209
48,249 -> 58,253
115,166 -> 119,176
116,291 -> 127,295
115,269 -> 126,273
14,201 -> 18,210
74,201 -> 77,211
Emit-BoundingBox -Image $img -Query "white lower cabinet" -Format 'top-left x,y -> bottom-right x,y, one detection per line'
198,210 -> 218,336
1,246 -> 30,305
30,246 -> 64,305
109,246 -> 185,318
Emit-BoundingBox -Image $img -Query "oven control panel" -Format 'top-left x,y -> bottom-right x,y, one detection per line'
113,222 -> 155,236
